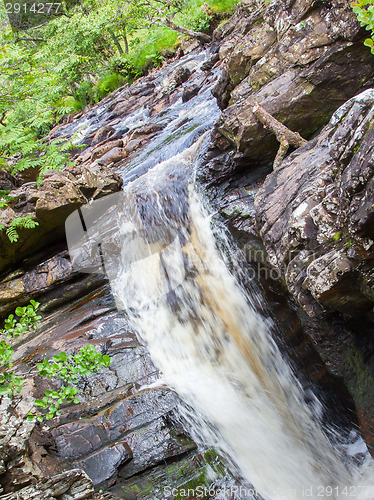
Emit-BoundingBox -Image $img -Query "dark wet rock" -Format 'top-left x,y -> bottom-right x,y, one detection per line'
75,444 -> 132,487
165,66 -> 191,92
213,0 -> 374,166
211,69 -> 233,110
200,53 -> 219,72
52,389 -> 195,485
0,250 -> 76,317
0,163 -> 122,275
182,84 -> 200,102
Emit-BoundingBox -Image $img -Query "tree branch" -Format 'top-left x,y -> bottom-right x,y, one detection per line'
160,17 -> 211,43
253,103 -> 307,169
14,37 -> 46,43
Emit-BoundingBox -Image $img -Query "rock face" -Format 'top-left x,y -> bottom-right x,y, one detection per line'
0,254 -> 200,494
212,0 -> 374,167
255,89 -> 374,452
0,470 -> 94,500
255,89 -> 374,318
0,386 -> 36,493
0,163 -> 122,276
0,384 -> 94,499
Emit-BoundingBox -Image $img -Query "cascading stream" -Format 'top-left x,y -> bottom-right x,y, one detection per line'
65,48 -> 374,499
103,143 -> 374,500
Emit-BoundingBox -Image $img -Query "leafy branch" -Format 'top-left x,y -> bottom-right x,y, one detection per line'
352,0 -> 374,53
0,301 -> 112,421
0,300 -> 41,396
29,346 -> 111,421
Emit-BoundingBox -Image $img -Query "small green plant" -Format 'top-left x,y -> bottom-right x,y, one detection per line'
0,191 -> 13,210
0,301 -> 111,421
333,231 -> 342,241
352,0 -> 374,53
0,300 -> 41,396
0,215 -> 39,243
3,300 -> 42,338
29,346 -> 111,421
344,239 -> 353,250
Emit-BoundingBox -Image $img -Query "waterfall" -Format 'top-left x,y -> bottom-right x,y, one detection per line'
86,143 -> 371,500
64,49 -> 374,500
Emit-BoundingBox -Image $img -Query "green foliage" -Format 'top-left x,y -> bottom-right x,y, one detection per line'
94,73 -> 126,100
30,345 -> 111,420
0,301 -> 111,421
1,215 -> 39,243
209,0 -> 239,14
0,0 -> 239,241
0,300 -> 41,397
37,346 -> 111,383
126,28 -> 179,73
352,0 -> 374,53
3,299 -> 42,338
0,191 -> 12,209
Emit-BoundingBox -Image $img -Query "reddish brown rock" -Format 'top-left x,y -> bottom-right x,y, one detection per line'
96,147 -> 127,166
212,0 -> 374,166
91,140 -> 123,160
0,164 -> 122,275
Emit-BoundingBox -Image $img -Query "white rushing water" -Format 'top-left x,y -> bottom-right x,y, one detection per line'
100,145 -> 374,499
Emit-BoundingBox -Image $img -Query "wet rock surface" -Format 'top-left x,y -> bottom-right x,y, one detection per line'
0,255 -> 201,495
1,0 -> 374,493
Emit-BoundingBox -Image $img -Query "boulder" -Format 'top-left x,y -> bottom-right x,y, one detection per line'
162,66 -> 191,95
182,84 -> 200,102
96,147 -> 127,166
91,126 -> 115,147
91,140 -> 123,161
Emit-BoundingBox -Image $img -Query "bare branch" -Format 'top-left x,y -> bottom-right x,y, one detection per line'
14,37 -> 47,43
253,103 -> 307,169
160,17 -> 211,43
